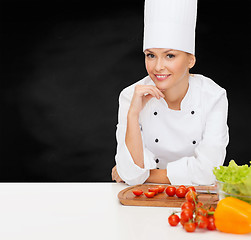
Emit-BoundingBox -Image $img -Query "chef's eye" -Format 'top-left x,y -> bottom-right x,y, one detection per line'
146,53 -> 155,59
167,54 -> 175,59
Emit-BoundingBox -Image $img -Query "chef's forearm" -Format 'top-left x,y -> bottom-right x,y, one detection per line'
125,112 -> 144,168
146,169 -> 171,184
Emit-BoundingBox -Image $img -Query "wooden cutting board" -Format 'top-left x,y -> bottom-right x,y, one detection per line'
118,184 -> 218,208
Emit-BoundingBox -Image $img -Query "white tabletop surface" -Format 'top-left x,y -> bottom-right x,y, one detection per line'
0,183 -> 250,240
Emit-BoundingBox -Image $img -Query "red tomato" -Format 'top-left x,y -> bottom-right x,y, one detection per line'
181,201 -> 195,211
144,192 -> 155,198
176,187 -> 186,198
184,222 -> 196,232
185,190 -> 197,203
187,186 -> 196,192
179,185 -> 188,193
195,215 -> 208,228
180,209 -> 193,223
148,187 -> 159,195
168,214 -> 180,226
166,186 -> 176,196
208,206 -> 215,212
207,216 -> 216,230
196,207 -> 208,217
132,190 -> 143,196
157,185 -> 165,193
180,219 -> 186,226
209,206 -> 215,211
196,202 -> 204,208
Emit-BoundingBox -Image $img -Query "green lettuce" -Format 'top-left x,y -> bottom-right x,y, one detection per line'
213,160 -> 251,196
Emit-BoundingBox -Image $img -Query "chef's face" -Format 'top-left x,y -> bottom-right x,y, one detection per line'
144,48 -> 195,91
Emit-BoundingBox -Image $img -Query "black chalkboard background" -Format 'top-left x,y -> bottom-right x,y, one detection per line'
1,0 -> 251,181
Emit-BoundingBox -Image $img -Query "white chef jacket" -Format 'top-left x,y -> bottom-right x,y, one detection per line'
115,74 -> 229,186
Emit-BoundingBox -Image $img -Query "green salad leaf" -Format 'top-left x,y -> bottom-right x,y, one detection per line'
213,160 -> 251,196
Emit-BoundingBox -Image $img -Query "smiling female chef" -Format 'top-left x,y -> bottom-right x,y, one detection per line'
112,0 -> 229,186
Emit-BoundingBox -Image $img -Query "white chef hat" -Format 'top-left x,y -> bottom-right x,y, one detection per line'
143,0 -> 198,55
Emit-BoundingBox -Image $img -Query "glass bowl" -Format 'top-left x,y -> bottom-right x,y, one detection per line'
216,180 -> 251,204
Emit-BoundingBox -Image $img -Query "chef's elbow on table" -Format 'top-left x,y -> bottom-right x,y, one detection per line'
113,75 -> 229,186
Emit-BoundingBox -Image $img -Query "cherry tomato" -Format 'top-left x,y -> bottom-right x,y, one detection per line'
132,190 -> 143,196
157,185 -> 165,193
179,185 -> 187,190
196,207 -> 208,217
185,190 -> 197,203
166,186 -> 176,197
144,192 -> 155,198
208,206 -> 215,212
184,222 -> 196,232
168,214 -> 180,226
181,201 -> 195,211
148,187 -> 159,195
180,219 -> 186,226
209,206 -> 215,211
187,186 -> 196,192
180,209 -> 193,223
195,215 -> 208,228
179,185 -> 188,193
207,206 -> 215,216
196,202 -> 204,208
207,216 -> 216,230
176,187 -> 186,198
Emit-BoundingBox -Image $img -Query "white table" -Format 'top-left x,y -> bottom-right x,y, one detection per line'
0,183 -> 250,240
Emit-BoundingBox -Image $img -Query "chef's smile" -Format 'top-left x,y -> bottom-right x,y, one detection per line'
154,74 -> 171,81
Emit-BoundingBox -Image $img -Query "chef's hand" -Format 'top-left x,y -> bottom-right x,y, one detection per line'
111,165 -> 124,183
128,85 -> 165,117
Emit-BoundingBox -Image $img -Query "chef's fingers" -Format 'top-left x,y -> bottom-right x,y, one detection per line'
148,85 -> 165,98
112,166 -> 120,182
116,176 -> 124,183
112,172 -> 118,181
135,85 -> 165,99
114,173 -> 120,183
143,85 -> 165,99
142,87 -> 161,99
111,166 -> 116,181
135,86 -> 157,99
112,172 -> 118,182
112,166 -> 124,183
113,173 -> 118,181
114,173 -> 123,183
143,94 -> 154,105
156,87 -> 165,98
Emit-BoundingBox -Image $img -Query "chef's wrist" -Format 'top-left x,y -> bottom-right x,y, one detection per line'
127,108 -> 140,121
